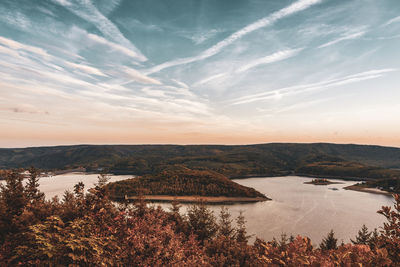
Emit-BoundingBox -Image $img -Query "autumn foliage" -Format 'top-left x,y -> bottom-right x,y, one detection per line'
0,169 -> 399,266
105,166 -> 267,199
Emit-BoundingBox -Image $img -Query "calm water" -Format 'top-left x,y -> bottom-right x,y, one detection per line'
158,176 -> 394,244
3,174 -> 394,244
1,172 -> 132,199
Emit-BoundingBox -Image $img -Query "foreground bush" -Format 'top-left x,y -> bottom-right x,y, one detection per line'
0,169 -> 399,266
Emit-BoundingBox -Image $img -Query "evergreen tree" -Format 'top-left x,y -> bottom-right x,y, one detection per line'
187,202 -> 217,243
73,182 -> 85,199
218,206 -> 234,238
351,224 -> 372,245
368,228 -> 380,249
25,167 -> 44,202
96,173 -> 110,187
320,230 -> 338,250
1,170 -> 26,217
0,170 -> 27,241
235,211 -> 249,243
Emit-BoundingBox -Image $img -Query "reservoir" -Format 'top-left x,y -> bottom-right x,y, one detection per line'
160,176 -> 394,244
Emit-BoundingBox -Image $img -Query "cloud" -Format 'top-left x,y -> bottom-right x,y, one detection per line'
187,29 -> 222,44
384,16 -> 400,27
65,61 -> 107,77
171,79 -> 189,89
2,106 -> 50,115
147,0 -> 322,74
236,48 -> 303,73
141,87 -> 166,98
52,0 -> 146,61
259,97 -> 333,114
318,30 -> 366,48
0,36 -> 49,58
193,73 -> 229,86
0,44 -> 20,57
230,69 -> 397,105
0,9 -> 32,31
53,0 -> 72,6
86,32 -> 144,61
122,67 -> 161,85
192,48 -> 302,88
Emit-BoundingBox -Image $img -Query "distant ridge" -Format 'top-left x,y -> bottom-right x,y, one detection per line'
1,143 -> 400,178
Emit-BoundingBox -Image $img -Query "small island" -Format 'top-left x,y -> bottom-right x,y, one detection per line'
304,178 -> 341,186
105,166 -> 270,203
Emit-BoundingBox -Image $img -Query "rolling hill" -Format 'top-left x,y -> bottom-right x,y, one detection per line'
1,143 -> 400,179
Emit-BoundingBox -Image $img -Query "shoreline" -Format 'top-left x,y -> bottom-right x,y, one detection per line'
44,170 -> 372,181
117,195 -> 270,204
304,182 -> 342,185
343,185 -> 393,197
295,173 -> 367,181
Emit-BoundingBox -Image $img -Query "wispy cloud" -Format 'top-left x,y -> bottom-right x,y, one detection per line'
237,48 -> 303,73
0,105 -> 50,115
86,32 -> 143,61
257,97 -> 333,115
318,30 -> 366,48
141,87 -> 166,98
186,29 -> 223,45
0,36 -> 49,58
122,67 -> 161,85
193,73 -> 229,86
52,0 -> 146,61
193,48 -> 302,87
0,8 -> 32,31
384,16 -> 400,27
65,26 -> 143,60
147,0 -> 322,74
230,69 -> 397,105
65,61 -> 107,77
171,79 -> 189,89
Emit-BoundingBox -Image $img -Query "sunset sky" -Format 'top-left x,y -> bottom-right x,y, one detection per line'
0,0 -> 399,148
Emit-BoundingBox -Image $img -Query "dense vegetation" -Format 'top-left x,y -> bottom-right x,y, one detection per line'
1,169 -> 400,266
352,179 -> 400,194
296,161 -> 400,180
2,143 -> 400,179
105,166 -> 267,200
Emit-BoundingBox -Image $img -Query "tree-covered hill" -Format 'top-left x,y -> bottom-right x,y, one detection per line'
1,143 -> 400,178
105,166 -> 268,200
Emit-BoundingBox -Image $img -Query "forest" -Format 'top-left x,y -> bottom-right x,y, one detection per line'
0,169 -> 400,266
2,143 -> 400,179
104,166 -> 268,200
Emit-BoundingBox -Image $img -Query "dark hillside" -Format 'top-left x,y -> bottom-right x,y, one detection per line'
1,143 -> 400,178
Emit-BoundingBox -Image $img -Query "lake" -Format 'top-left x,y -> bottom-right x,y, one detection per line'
4,173 -> 394,244
1,172 -> 132,199
159,176 -> 394,244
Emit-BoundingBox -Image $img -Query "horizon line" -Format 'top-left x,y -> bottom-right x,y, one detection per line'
2,141 -> 400,150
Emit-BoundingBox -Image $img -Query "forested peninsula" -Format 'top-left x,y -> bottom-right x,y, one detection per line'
105,166 -> 269,203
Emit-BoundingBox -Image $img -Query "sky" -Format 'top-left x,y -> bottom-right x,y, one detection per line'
0,0 -> 400,148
